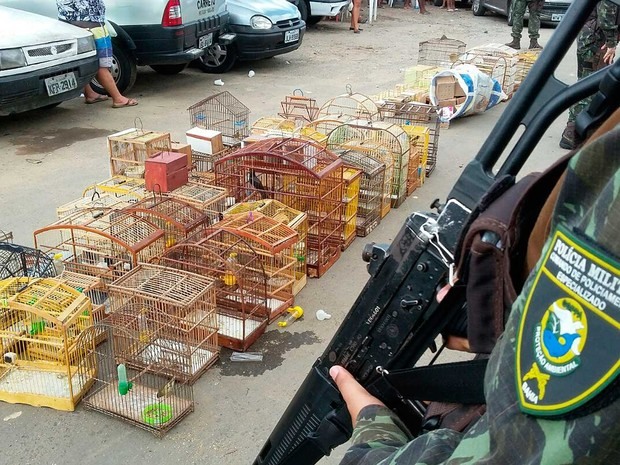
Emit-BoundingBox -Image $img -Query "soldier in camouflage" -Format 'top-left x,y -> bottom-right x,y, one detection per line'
560,1 -> 618,150
505,0 -> 544,50
330,123 -> 620,464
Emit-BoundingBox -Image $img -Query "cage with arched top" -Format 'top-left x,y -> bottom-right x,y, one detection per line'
455,44 -> 518,98
319,88 -> 379,121
81,322 -> 193,437
187,91 -> 250,146
341,168 -> 362,250
214,137 -> 345,278
159,241 -> 268,351
107,128 -> 172,177
304,115 -> 356,141
0,278 -> 96,411
33,210 -> 167,286
336,150 -> 385,237
122,196 -> 209,249
106,264 -> 218,383
223,199 -> 308,295
166,182 -> 228,226
418,36 -> 466,68
57,191 -> 139,220
82,176 -> 148,201
204,212 -> 298,322
0,242 -> 56,280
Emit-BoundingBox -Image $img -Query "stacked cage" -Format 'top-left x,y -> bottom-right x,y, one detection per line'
166,183 -> 228,226
33,210 -> 166,285
319,88 -> 379,121
107,264 -> 219,383
214,137 -> 345,278
0,242 -> 56,279
57,192 -> 138,220
160,241 -> 268,351
0,278 -> 96,411
378,102 -> 440,176
82,322 -> 193,437
278,91 -> 320,124
418,36 -> 466,68
223,200 -> 308,295
251,117 -> 297,136
515,49 -> 542,88
82,176 -> 148,201
187,91 -> 250,146
205,212 -> 298,322
336,150 -> 385,237
190,146 -> 235,185
456,44 -> 518,98
107,128 -> 172,177
341,168 -> 362,250
122,196 -> 209,249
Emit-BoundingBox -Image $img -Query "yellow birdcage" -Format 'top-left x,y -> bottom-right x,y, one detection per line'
82,176 -> 148,200
56,191 -> 138,220
342,168 -> 362,250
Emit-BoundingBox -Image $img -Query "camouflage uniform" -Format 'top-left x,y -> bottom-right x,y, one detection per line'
340,126 -> 620,465
511,0 -> 544,40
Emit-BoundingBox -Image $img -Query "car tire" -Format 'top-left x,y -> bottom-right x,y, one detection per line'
307,16 -> 322,25
149,64 -> 188,75
90,42 -> 137,95
195,43 -> 236,74
472,0 -> 486,16
507,1 -> 514,26
297,0 -> 309,22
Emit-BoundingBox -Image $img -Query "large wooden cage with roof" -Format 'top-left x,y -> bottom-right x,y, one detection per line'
159,241 -> 268,351
214,137 -> 345,278
0,278 -> 96,411
187,91 -> 250,146
33,210 -> 166,285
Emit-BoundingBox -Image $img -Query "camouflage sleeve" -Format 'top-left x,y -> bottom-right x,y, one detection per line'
598,0 -> 618,48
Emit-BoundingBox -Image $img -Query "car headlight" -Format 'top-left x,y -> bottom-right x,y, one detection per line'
0,48 -> 26,70
250,15 -> 273,30
77,36 -> 96,54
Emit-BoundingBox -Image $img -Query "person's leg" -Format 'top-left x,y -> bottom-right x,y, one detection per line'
419,0 -> 427,13
351,0 -> 362,32
507,0 -> 527,49
527,0 -> 544,48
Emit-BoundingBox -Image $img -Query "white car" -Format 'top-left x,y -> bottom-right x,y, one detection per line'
0,6 -> 98,116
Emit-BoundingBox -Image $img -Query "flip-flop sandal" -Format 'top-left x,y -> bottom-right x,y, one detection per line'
349,27 -> 363,31
85,95 -> 109,104
112,98 -> 139,109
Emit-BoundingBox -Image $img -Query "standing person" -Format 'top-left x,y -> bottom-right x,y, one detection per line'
560,1 -> 618,150
505,0 -> 544,50
418,0 -> 429,15
56,0 -> 137,108
350,0 -> 363,33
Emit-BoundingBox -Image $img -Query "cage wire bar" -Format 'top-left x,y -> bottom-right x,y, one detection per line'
107,265 -> 219,383
0,278 -> 96,411
33,209 -> 166,286
57,191 -> 139,220
214,137 -> 345,278
319,86 -> 380,121
187,91 -> 250,146
82,176 -> 148,201
82,323 -> 193,437
107,128 -> 172,177
341,168 -> 362,250
0,242 -> 56,280
278,90 -> 320,124
166,182 -> 228,226
159,241 -> 268,351
455,44 -> 519,98
418,35 -> 466,68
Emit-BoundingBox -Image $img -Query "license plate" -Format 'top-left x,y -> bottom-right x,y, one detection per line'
551,13 -> 564,22
284,29 -> 299,44
199,33 -> 213,49
44,72 -> 77,96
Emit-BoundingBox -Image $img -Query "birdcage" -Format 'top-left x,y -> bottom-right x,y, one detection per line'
418,36 -> 466,68
251,117 -> 297,136
57,191 -> 139,220
402,126 -> 430,188
82,323 -> 193,437
107,128 -> 172,177
205,212 -> 298,322
0,278 -> 96,411
403,64 -> 445,90
0,231 -> 13,243
305,115 -> 357,141
278,90 -> 320,123
166,182 -> 228,226
341,168 -> 362,250
456,44 -> 519,97
319,86 -> 379,121
107,264 -> 218,383
223,200 -> 308,295
405,145 -> 422,196
82,176 -> 148,201
515,49 -> 542,87
187,91 -> 250,146
336,150 -> 385,237
214,137 -> 345,278
0,242 -> 56,280
122,196 -> 208,249
190,145 -> 236,175
378,102 -> 440,176
33,210 -> 166,285
159,241 -> 268,351
0,277 -> 36,301
327,120 -> 410,209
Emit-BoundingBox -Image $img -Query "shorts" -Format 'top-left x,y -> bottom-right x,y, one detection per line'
89,25 -> 113,68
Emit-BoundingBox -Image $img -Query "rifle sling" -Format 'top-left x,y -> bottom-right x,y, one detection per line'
380,358 -> 488,405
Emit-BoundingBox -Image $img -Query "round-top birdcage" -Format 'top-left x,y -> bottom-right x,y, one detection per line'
319,85 -> 379,121
0,242 -> 56,280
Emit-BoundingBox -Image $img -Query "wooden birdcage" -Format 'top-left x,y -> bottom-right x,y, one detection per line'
187,91 -> 250,146
206,212 -> 298,322
0,278 -> 96,411
223,200 -> 308,295
191,146 -> 235,175
515,49 -> 542,87
456,44 -> 518,97
214,137 -> 345,278
406,145 -> 422,196
418,36 -> 466,67
341,168 -> 362,250
319,87 -> 379,121
166,182 -> 228,225
0,277 -> 37,301
159,242 -> 268,351
403,64 -> 445,90
378,102 -> 440,176
82,322 -> 193,437
304,115 -> 355,140
57,191 -> 138,220
0,242 -> 56,279
82,176 -> 148,201
33,210 -> 166,285
107,264 -> 219,383
122,196 -> 208,249
107,128 -> 172,177
402,126 -> 430,189
337,150 -> 385,237
251,117 -> 297,135
278,90 -> 320,123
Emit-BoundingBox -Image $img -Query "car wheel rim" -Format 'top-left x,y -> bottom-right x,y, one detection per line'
92,56 -> 122,88
473,0 -> 479,13
204,45 -> 227,67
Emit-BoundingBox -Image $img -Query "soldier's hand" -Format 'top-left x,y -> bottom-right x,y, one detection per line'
601,44 -> 616,65
330,365 -> 385,427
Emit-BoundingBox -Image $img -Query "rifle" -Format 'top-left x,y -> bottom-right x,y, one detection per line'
253,1 -> 620,464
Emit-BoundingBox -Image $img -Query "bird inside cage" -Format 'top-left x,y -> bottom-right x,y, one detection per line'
247,170 -> 269,199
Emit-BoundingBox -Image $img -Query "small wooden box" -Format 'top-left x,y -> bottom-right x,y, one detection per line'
171,142 -> 193,170
186,127 -> 224,155
145,151 -> 188,192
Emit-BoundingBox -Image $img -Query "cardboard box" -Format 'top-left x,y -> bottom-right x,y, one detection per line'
186,127 -> 224,155
454,82 -> 466,98
456,97 -> 467,106
145,151 -> 188,192
438,98 -> 457,108
434,75 -> 456,101
171,142 -> 192,170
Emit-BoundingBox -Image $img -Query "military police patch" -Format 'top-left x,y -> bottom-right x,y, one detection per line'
516,226 -> 620,417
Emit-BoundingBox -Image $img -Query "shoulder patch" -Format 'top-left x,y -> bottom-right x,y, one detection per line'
516,226 -> 620,417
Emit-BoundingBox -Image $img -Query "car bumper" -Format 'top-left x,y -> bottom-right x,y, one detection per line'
309,0 -> 349,17
539,4 -> 570,23
0,56 -> 98,116
231,23 -> 306,61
